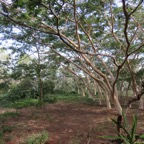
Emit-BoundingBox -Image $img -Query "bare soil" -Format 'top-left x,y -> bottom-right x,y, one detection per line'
1,102 -> 144,144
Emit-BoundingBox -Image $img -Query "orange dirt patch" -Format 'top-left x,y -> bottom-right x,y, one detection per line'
1,102 -> 144,144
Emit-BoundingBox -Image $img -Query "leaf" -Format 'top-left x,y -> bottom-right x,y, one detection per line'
118,133 -> 130,144
130,116 -> 137,143
139,134 -> 144,139
123,111 -> 129,129
111,118 -> 131,139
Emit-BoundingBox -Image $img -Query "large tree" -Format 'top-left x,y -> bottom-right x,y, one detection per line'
0,0 -> 144,132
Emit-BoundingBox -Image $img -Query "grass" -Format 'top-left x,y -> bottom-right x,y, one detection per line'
10,98 -> 38,109
53,93 -> 99,105
0,124 -> 15,142
22,131 -> 49,144
0,112 -> 19,118
0,112 -> 18,140
0,93 -> 101,110
0,98 -> 39,109
0,112 -> 19,125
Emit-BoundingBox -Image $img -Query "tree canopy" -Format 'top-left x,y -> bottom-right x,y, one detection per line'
0,0 -> 144,115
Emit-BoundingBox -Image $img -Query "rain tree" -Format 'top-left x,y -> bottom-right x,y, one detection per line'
0,0 -> 144,133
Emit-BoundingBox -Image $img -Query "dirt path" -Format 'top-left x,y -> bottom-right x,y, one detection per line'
1,102 -> 144,144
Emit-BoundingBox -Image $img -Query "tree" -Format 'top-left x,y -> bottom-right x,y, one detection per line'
0,0 -> 144,134
0,48 -> 14,93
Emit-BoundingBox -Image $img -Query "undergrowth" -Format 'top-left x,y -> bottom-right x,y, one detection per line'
22,131 -> 49,144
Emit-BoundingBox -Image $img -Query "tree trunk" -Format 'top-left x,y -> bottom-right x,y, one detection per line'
36,47 -> 44,105
113,95 -> 122,115
119,80 -> 124,99
85,75 -> 95,100
39,76 -> 44,104
139,97 -> 143,109
82,88 -> 85,97
36,67 -> 44,105
105,94 -> 111,109
78,88 -> 80,94
97,85 -> 103,106
113,94 -> 123,140
125,81 -> 130,97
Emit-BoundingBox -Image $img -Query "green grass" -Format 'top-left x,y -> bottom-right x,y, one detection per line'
10,99 -> 38,109
0,124 -> 15,141
54,94 -> 99,105
43,93 -> 99,106
0,93 -> 99,109
0,112 -> 19,126
0,112 -> 19,118
0,98 -> 38,109
54,94 -> 81,102
22,131 -> 49,144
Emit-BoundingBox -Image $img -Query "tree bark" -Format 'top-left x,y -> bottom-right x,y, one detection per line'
139,97 -> 143,109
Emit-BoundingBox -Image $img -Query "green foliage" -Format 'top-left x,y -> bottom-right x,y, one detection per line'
43,80 -> 55,94
54,93 -> 98,105
10,98 -> 38,109
2,78 -> 37,103
0,98 -> 38,108
22,131 -> 49,144
1,125 -> 13,133
112,115 -> 137,144
55,94 -> 81,102
0,112 -> 17,141
0,82 -> 9,94
43,94 -> 57,103
0,125 -> 14,140
101,113 -> 144,144
81,97 -> 98,106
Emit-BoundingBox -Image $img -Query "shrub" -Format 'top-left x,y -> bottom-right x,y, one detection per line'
44,94 -> 57,103
43,80 -> 54,94
0,78 -> 38,104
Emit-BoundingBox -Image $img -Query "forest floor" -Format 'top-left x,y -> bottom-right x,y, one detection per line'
0,102 -> 144,144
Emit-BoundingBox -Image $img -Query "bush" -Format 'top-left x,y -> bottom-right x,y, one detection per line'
2,78 -> 37,103
43,80 -> 55,94
44,94 -> 57,103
